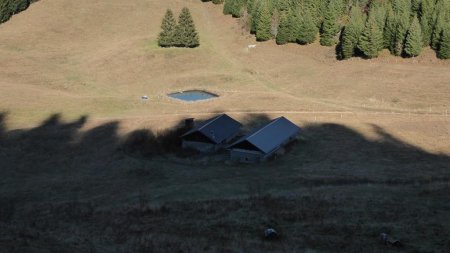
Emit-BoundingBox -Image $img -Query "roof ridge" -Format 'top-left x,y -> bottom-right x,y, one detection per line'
246,117 -> 283,139
198,114 -> 224,131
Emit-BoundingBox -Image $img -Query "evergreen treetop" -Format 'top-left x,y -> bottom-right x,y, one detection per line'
158,9 -> 177,47
358,15 -> 384,58
255,1 -> 272,41
175,7 -> 200,48
404,15 -> 423,57
438,25 -> 450,59
341,6 -> 366,59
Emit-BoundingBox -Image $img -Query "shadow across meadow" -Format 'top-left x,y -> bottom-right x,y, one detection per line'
0,112 -> 449,253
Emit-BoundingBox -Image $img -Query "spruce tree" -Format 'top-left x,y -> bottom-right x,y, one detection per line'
229,0 -> 246,18
320,0 -> 341,46
384,5 -> 397,50
296,9 -> 319,45
158,9 -> 177,47
358,15 -> 384,58
276,11 -> 291,45
412,0 -> 422,13
438,26 -> 450,59
175,7 -> 200,48
247,0 -> 256,14
404,15 -> 423,57
223,0 -> 233,15
431,0 -> 450,50
369,2 -> 386,33
341,6 -> 366,59
276,0 -> 290,12
256,1 -> 272,41
420,0 -> 436,46
0,0 -> 13,23
393,11 -> 410,56
302,0 -> 321,28
250,0 -> 261,34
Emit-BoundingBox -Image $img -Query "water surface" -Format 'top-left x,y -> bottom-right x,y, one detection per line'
168,90 -> 218,102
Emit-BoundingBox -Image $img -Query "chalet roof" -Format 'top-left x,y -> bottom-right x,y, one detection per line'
228,117 -> 300,154
181,114 -> 242,144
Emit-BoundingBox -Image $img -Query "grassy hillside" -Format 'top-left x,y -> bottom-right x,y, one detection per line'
0,0 -> 449,252
1,113 -> 449,252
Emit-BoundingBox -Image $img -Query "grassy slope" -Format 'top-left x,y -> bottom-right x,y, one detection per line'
0,0 -> 449,128
0,0 -> 449,252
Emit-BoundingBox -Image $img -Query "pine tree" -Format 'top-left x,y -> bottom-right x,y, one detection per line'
438,26 -> 450,59
383,0 -> 410,55
358,15 -> 384,58
247,0 -> 256,14
276,11 -> 291,45
229,0 -> 246,17
404,15 -> 423,57
369,2 -> 386,33
412,0 -> 422,13
256,1 -> 272,41
223,0 -> 234,15
431,0 -> 450,50
175,7 -> 200,48
0,0 -> 13,23
420,0 -> 436,46
296,9 -> 319,45
384,5 -> 396,50
276,0 -> 290,12
320,0 -> 341,46
341,6 -> 366,59
393,11 -> 410,56
250,0 -> 261,34
302,0 -> 321,28
158,9 -> 177,47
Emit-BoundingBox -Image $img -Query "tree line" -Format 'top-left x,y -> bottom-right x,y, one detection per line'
0,0 -> 36,24
158,7 -> 200,48
203,0 -> 450,59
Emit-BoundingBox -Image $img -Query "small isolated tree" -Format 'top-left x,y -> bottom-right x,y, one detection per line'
256,2 -> 272,41
296,10 -> 318,45
341,6 -> 366,59
175,7 -> 200,48
404,16 -> 423,57
438,26 -> 450,59
158,9 -> 177,47
358,15 -> 384,58
320,0 -> 340,46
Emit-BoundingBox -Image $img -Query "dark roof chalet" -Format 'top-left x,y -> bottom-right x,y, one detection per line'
228,117 -> 300,154
181,114 -> 242,144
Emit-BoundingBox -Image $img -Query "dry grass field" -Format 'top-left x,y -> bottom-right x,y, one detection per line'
0,0 -> 449,252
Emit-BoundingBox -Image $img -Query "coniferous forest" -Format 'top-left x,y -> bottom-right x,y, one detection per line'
202,0 -> 450,59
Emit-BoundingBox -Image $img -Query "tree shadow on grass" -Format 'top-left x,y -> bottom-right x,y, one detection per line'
0,112 -> 449,252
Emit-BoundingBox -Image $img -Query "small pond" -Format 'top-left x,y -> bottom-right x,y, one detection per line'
168,90 -> 218,102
